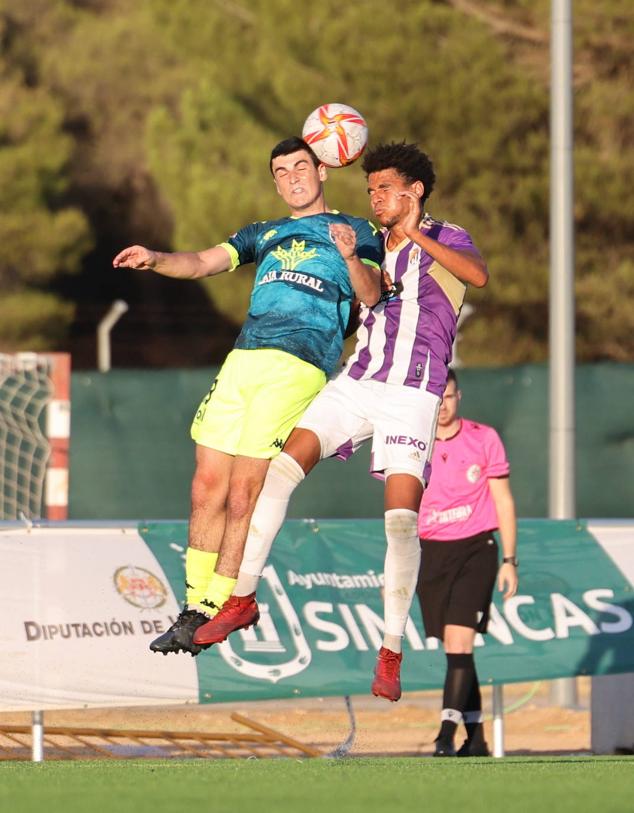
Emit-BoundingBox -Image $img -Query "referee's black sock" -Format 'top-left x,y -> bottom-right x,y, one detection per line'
463,669 -> 486,745
438,653 -> 476,742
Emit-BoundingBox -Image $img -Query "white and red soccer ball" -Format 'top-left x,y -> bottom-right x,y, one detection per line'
302,103 -> 368,168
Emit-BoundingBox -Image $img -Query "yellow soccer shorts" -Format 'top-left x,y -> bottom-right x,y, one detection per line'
190,348 -> 326,459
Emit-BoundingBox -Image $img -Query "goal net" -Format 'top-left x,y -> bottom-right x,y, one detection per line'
0,353 -> 70,521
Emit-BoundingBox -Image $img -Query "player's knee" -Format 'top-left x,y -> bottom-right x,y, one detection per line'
444,627 -> 476,653
191,466 -> 225,507
384,508 -> 418,544
444,641 -> 474,655
264,451 -> 305,492
226,479 -> 261,522
282,429 -> 321,474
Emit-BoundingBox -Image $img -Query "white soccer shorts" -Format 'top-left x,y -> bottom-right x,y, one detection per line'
296,373 -> 440,484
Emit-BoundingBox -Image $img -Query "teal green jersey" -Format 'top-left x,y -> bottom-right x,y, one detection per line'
220,211 -> 382,375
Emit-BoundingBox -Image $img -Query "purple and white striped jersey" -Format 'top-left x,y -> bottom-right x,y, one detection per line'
343,214 -> 480,398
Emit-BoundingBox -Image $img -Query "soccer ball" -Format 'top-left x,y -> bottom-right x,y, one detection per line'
302,103 -> 368,168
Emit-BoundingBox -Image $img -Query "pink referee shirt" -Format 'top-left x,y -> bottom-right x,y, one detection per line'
418,419 -> 510,541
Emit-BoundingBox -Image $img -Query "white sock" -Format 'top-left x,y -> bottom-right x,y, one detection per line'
382,508 -> 420,647
383,633 -> 403,654
234,452 -> 305,596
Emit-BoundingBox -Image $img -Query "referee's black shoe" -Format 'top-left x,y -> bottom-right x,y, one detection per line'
433,737 -> 456,757
457,738 -> 491,757
149,607 -> 210,656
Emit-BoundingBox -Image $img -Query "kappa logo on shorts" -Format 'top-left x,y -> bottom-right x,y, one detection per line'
272,438 -> 284,450
385,434 -> 427,452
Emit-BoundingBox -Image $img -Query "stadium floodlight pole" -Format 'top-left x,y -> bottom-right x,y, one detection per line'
549,0 -> 578,709
97,299 -> 129,373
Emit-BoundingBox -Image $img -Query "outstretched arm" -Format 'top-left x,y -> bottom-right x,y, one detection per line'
400,191 -> 489,288
329,223 -> 381,306
113,244 -> 233,280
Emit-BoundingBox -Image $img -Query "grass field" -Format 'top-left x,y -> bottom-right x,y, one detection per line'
1,757 -> 633,813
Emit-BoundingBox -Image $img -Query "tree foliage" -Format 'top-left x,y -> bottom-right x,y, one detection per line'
0,0 -> 631,363
0,8 -> 91,350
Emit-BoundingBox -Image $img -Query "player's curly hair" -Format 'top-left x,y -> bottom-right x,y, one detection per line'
362,142 -> 436,204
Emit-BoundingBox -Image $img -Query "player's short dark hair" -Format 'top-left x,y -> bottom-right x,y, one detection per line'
446,368 -> 459,387
362,141 -> 436,204
270,137 -> 320,173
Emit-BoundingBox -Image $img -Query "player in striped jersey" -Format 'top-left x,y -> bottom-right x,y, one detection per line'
193,143 -> 488,701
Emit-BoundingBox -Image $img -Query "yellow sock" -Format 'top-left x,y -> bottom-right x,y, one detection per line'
203,572 -> 237,615
185,548 -> 218,608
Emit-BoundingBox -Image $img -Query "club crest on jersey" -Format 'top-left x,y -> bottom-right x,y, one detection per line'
466,464 -> 482,483
271,239 -> 317,271
216,565 -> 312,682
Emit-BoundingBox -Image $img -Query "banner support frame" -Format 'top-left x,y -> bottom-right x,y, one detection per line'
32,710 -> 44,762
492,684 -> 505,758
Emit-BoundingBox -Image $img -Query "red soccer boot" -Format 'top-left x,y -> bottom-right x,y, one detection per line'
192,593 -> 260,647
371,647 -> 402,702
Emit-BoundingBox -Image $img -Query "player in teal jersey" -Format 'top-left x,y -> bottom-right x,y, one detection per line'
224,209 -> 376,376
113,137 -> 382,655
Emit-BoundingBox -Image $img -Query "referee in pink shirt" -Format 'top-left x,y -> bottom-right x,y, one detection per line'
417,368 -> 518,757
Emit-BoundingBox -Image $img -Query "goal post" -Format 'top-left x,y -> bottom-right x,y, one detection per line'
0,352 -> 71,521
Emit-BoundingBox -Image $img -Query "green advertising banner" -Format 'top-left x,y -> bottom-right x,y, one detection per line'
140,519 -> 634,704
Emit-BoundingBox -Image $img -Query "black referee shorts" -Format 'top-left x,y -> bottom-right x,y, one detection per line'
416,531 -> 499,640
